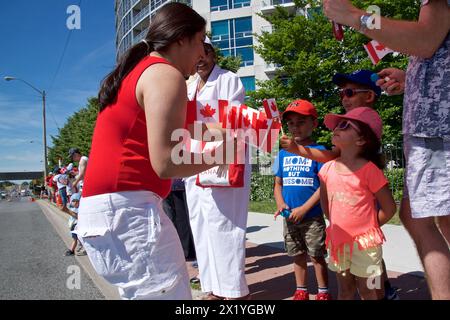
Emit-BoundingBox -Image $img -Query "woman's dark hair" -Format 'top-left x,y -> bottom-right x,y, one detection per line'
98,3 -> 206,111
356,121 -> 385,169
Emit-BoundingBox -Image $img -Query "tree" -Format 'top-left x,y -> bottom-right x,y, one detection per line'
216,49 -> 242,73
250,0 -> 420,145
47,98 -> 99,168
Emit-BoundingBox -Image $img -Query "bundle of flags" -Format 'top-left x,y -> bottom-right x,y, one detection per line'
186,98 -> 282,154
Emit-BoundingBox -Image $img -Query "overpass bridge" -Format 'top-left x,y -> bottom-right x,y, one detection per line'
0,172 -> 44,180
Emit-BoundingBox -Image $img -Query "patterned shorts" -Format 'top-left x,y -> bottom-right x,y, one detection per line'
403,135 -> 450,218
283,215 -> 326,257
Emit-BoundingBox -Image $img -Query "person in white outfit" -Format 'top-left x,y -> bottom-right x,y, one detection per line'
185,37 -> 251,300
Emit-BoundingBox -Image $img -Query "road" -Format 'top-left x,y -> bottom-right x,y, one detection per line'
0,197 -> 104,300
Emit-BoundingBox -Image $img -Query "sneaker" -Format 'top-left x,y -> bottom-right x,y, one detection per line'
293,290 -> 309,300
385,286 -> 400,300
315,292 -> 332,300
64,249 -> 74,256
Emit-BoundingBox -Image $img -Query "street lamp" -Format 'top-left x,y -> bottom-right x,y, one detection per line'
4,76 -> 47,182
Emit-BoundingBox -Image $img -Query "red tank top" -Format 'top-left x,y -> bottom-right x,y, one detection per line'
82,56 -> 172,199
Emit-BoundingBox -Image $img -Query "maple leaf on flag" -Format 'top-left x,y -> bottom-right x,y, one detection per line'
243,114 -> 251,127
270,101 -> 277,112
364,40 -> 394,65
200,103 -> 216,118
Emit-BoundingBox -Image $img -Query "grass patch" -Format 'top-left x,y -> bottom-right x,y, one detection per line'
249,201 -> 402,226
249,200 -> 277,214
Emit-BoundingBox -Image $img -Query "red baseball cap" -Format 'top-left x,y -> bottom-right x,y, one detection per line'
282,99 -> 318,120
324,107 -> 383,141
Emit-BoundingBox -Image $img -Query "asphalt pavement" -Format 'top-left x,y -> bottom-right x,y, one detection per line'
0,197 -> 104,300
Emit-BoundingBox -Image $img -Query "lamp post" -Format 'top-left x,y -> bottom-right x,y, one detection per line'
4,76 -> 47,182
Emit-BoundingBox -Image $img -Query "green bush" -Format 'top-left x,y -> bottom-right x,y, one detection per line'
250,173 -> 274,201
384,168 -> 404,202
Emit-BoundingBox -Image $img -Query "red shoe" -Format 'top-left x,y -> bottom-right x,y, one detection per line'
293,290 -> 309,300
315,292 -> 332,300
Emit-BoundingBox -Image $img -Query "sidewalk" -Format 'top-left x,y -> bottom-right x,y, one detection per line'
38,200 -> 430,300
188,212 -> 430,300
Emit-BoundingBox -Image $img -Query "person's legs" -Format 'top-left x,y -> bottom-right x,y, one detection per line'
310,255 -> 328,289
355,276 -> 379,300
436,215 -> 450,246
172,190 -> 196,260
302,216 -> 329,298
293,253 -> 308,288
400,198 -> 450,299
335,271 -> 356,300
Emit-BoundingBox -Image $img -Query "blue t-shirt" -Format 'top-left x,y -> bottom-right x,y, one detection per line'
273,144 -> 326,220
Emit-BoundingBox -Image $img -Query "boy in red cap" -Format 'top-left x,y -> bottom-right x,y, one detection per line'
273,99 -> 331,300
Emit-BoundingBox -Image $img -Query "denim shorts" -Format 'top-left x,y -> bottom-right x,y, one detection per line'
403,135 -> 450,218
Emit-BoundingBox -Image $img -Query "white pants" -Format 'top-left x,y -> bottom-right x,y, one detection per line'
76,191 -> 191,300
185,165 -> 251,298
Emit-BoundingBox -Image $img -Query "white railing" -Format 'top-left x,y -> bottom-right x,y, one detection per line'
133,5 -> 149,25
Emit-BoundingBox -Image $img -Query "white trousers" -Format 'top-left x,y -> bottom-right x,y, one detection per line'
76,191 -> 191,300
185,165 -> 251,298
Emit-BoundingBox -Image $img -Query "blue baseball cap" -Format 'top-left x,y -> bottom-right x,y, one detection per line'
333,70 -> 382,96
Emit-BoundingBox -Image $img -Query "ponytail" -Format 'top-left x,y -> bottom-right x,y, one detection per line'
357,122 -> 385,169
98,40 -> 153,111
97,3 -> 206,112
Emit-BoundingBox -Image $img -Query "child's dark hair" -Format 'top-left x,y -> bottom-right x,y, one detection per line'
356,121 -> 385,169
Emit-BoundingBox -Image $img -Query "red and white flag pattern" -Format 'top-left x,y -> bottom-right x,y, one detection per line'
186,100 -> 228,124
185,99 -> 282,154
363,40 -> 394,65
263,98 -> 280,119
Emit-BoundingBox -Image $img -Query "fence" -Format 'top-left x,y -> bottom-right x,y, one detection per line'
250,141 -> 405,203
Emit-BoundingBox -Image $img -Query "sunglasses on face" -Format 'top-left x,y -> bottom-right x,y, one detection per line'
335,120 -> 361,133
339,88 -> 372,99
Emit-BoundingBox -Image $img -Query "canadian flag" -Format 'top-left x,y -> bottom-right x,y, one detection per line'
239,105 -> 260,130
256,111 -> 282,154
364,40 -> 394,65
222,102 -> 242,129
186,100 -> 228,125
263,98 -> 280,119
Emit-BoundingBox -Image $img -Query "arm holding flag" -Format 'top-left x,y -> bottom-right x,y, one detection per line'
323,0 -> 450,59
142,64 -> 237,178
279,135 -> 340,163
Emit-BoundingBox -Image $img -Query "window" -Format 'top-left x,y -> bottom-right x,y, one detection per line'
210,0 -> 228,11
240,76 -> 255,92
212,17 -> 253,67
210,0 -> 250,11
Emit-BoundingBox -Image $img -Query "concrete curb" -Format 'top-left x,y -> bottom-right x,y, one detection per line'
36,200 -> 120,300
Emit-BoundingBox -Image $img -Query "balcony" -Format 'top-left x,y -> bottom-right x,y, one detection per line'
260,0 -> 296,15
133,29 -> 147,43
133,5 -> 149,27
264,63 -> 281,75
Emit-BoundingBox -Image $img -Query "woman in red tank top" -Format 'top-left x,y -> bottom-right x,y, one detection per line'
77,3 -> 229,300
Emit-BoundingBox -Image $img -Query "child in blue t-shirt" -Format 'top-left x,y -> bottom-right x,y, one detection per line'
273,99 -> 330,300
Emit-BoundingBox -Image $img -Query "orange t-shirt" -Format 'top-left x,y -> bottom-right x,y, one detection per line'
318,160 -> 388,263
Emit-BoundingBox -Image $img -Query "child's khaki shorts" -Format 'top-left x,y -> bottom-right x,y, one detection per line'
328,242 -> 383,278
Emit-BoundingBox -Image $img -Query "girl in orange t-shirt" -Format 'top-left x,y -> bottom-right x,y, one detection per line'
318,107 -> 396,300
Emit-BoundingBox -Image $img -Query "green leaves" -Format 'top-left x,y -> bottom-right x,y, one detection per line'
47,98 -> 99,167
251,0 -> 419,145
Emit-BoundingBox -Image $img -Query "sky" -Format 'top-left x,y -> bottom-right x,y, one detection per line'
0,0 -> 116,177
